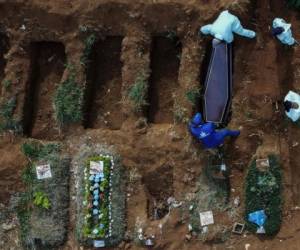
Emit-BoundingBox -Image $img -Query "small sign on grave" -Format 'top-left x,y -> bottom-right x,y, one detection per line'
90,161 -> 104,174
232,222 -> 245,234
199,211 -> 214,226
36,164 -> 52,179
256,158 -> 269,172
93,240 -> 105,248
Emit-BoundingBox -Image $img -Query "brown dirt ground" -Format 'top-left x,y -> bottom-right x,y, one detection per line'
2,0 -> 300,250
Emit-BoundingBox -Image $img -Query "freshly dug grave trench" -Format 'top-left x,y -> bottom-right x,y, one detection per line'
83,36 -> 124,130
22,41 -> 66,139
148,36 -> 182,124
142,164 -> 174,219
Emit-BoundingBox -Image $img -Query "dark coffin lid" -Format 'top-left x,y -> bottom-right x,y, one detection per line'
203,41 -> 232,124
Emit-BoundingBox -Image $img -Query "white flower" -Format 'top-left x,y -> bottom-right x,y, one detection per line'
92,228 -> 99,235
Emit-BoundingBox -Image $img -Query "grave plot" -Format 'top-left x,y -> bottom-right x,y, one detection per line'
75,145 -> 125,248
22,42 -> 66,139
17,141 -> 70,249
83,36 -> 124,130
245,155 -> 282,236
148,36 -> 182,123
143,164 -> 174,219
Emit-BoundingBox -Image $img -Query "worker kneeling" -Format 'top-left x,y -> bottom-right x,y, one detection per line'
200,10 -> 256,43
189,113 -> 240,149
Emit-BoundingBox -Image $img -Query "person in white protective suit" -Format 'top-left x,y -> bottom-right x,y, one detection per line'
200,10 -> 256,43
272,18 -> 297,46
284,91 -> 300,122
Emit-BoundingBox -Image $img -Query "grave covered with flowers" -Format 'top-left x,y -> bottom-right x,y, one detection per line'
83,155 -> 112,238
75,145 -> 125,247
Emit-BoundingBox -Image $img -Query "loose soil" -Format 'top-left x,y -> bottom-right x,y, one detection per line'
2,1 -> 300,250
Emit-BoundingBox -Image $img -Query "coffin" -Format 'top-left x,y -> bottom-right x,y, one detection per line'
203,40 -> 232,124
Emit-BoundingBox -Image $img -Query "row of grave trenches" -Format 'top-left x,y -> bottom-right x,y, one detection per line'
0,34 -> 203,140
0,0 -> 215,141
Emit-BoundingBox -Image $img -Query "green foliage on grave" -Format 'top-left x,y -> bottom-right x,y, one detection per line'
245,155 -> 282,236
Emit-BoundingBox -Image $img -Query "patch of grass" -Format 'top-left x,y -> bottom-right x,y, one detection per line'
173,98 -> 188,123
288,0 -> 300,8
21,163 -> 35,184
245,155 -> 282,236
245,111 -> 253,119
21,141 -> 60,160
53,64 -> 83,126
81,34 -> 97,66
18,164 -> 35,248
0,96 -> 16,119
0,96 -> 22,133
2,79 -> 12,90
17,208 -> 31,247
128,74 -> 148,112
186,87 -> 201,105
79,25 -> 89,33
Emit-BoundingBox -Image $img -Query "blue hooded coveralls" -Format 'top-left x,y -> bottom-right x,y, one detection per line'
200,10 -> 256,43
189,113 -> 240,149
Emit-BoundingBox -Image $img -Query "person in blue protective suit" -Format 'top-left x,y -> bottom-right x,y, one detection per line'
272,18 -> 297,46
189,113 -> 240,149
200,10 -> 256,43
